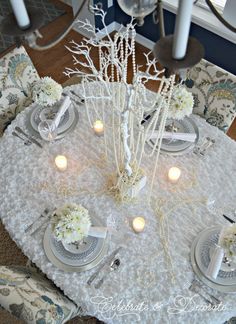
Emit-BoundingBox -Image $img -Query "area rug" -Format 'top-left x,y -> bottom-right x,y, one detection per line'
0,0 -> 66,53
0,220 -> 104,323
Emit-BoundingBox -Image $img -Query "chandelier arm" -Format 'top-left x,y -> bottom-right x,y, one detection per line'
158,0 -> 165,38
26,0 -> 88,50
205,0 -> 236,33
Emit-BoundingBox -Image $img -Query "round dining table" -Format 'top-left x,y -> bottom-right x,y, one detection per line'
0,83 -> 236,324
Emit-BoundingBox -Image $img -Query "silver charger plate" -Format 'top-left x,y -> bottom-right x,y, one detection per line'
146,116 -> 199,156
190,226 -> 236,293
30,102 -> 75,134
43,225 -> 108,272
195,227 -> 236,285
26,104 -> 79,140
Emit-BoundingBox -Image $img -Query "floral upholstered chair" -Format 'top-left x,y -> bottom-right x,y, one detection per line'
0,46 -> 40,136
185,59 -> 236,132
0,266 -> 82,324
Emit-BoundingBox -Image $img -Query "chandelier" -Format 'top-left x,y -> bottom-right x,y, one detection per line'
0,0 -> 235,72
116,0 -> 236,73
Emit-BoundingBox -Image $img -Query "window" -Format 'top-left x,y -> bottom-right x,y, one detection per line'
194,0 -> 227,13
162,0 -> 236,43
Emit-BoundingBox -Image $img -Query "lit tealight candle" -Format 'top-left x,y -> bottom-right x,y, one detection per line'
168,167 -> 181,183
132,217 -> 145,233
93,120 -> 104,136
55,155 -> 67,171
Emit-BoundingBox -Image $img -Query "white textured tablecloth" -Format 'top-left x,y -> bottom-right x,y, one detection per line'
0,84 -> 236,324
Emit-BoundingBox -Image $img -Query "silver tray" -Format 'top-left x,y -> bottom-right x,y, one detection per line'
146,116 -> 199,156
190,226 -> 236,293
43,225 -> 108,272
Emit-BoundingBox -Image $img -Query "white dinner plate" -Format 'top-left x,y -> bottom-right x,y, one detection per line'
195,227 -> 236,286
49,218 -> 106,267
30,101 -> 75,134
190,227 -> 236,293
145,116 -> 199,156
43,225 -> 108,272
26,104 -> 79,140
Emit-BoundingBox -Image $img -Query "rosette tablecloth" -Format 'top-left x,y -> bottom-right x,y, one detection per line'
0,84 -> 236,324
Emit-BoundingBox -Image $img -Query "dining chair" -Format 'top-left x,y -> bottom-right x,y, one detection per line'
0,265 -> 82,323
0,46 -> 40,136
185,59 -> 236,133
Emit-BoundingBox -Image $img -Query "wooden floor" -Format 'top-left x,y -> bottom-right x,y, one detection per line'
7,0 -> 236,140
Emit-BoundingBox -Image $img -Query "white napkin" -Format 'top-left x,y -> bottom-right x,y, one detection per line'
88,226 -> 107,238
205,246 -> 224,279
147,131 -> 196,142
53,96 -> 71,128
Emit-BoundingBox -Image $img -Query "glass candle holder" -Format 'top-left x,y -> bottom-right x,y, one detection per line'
55,155 -> 67,171
93,120 -> 104,136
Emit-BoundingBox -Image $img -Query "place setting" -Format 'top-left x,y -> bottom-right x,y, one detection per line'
190,220 -> 236,297
143,84 -> 201,156
27,77 -> 81,142
25,202 -> 109,273
0,2 -> 236,323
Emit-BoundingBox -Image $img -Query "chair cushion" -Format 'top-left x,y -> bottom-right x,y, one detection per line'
185,59 -> 236,132
0,46 -> 40,135
0,266 -> 81,324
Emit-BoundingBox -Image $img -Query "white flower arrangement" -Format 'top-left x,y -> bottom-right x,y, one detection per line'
219,224 -> 236,262
32,77 -> 62,106
51,203 -> 91,244
167,85 -> 194,120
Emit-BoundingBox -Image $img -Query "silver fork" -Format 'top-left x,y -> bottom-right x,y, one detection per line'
62,92 -> 82,106
194,137 -> 215,156
189,279 -> 221,305
30,207 -> 56,236
12,131 -> 32,146
70,90 -> 85,103
25,208 -> 50,233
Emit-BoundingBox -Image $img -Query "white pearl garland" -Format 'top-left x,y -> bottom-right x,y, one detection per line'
131,26 -> 136,76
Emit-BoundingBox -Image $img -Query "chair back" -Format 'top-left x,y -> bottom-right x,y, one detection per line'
0,46 -> 39,135
0,266 -> 81,323
185,59 -> 236,132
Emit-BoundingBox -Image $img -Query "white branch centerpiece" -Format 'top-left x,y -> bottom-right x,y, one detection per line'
64,7 -> 175,202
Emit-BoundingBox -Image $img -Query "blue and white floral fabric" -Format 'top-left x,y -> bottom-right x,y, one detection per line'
185,59 -> 236,132
0,266 -> 81,324
0,46 -> 39,135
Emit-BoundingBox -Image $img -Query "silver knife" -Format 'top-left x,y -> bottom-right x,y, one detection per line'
15,127 -> 43,148
87,246 -> 122,285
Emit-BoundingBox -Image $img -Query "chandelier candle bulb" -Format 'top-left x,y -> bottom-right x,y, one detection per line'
132,217 -> 146,233
168,167 -> 181,183
10,0 -> 30,30
172,0 -> 194,60
55,155 -> 67,171
93,120 -> 104,136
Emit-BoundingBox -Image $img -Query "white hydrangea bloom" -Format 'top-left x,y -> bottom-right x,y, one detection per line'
32,77 -> 62,106
167,85 -> 194,120
219,224 -> 236,262
51,203 -> 91,244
